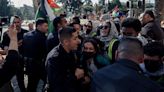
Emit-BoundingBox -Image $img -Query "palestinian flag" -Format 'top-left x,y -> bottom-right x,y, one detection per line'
35,0 -> 60,32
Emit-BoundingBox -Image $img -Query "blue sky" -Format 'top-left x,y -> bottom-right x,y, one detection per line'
11,0 -> 154,7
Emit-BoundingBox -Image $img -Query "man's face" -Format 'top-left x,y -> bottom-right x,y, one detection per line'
39,23 -> 48,33
121,27 -> 138,37
13,18 -> 22,30
28,23 -> 34,30
142,14 -> 149,25
61,18 -> 67,27
67,32 -> 80,51
73,24 -> 81,33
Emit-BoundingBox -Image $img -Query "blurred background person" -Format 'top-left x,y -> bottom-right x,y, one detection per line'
28,22 -> 34,31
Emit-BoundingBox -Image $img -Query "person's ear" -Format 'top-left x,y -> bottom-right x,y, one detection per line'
63,39 -> 69,46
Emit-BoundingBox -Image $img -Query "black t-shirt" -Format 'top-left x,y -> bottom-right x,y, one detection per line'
2,28 -> 28,54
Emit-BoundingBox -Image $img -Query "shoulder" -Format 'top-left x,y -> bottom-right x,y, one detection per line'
47,32 -> 57,39
21,28 -> 28,33
24,31 -> 34,37
46,46 -> 60,64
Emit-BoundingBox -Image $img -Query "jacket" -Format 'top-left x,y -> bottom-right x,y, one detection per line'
46,45 -> 80,92
141,20 -> 164,41
91,59 -> 161,92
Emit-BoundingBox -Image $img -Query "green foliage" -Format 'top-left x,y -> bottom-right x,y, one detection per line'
83,5 -> 94,13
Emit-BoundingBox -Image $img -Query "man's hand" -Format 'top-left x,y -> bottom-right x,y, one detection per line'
7,24 -> 17,40
75,68 -> 84,80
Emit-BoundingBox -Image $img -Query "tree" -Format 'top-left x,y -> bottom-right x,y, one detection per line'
83,5 -> 94,13
57,0 -> 83,14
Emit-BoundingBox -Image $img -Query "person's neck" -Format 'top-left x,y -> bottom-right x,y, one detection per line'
118,57 -> 140,65
62,45 -> 70,53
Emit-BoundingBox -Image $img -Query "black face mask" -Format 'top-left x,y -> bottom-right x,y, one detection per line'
82,52 -> 95,60
144,60 -> 163,73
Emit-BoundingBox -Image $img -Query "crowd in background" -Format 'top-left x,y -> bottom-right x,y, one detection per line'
0,9 -> 164,92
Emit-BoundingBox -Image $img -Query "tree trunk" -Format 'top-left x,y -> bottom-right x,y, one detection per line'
155,0 -> 164,21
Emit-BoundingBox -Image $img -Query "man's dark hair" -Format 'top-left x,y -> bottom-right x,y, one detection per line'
121,18 -> 142,32
73,16 -> 80,24
13,15 -> 21,20
60,13 -> 67,17
144,42 -> 164,58
59,27 -> 76,43
144,10 -> 155,19
35,18 -> 48,27
53,16 -> 64,31
118,37 -> 143,59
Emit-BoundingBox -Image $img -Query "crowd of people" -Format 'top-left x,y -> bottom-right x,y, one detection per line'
0,9 -> 164,92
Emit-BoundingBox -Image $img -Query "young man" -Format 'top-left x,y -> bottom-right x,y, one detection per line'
23,18 -> 48,92
0,26 -> 19,92
0,25 -> 19,87
142,42 -> 164,88
46,16 -> 67,53
46,27 -> 84,92
91,37 -> 161,92
108,18 -> 147,63
1,15 -> 28,92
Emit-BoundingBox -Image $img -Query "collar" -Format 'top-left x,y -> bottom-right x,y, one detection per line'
117,59 -> 143,73
144,20 -> 154,26
59,44 -> 72,55
35,29 -> 45,35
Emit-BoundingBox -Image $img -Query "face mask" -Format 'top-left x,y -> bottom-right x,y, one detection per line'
144,60 -> 163,73
82,52 -> 95,60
